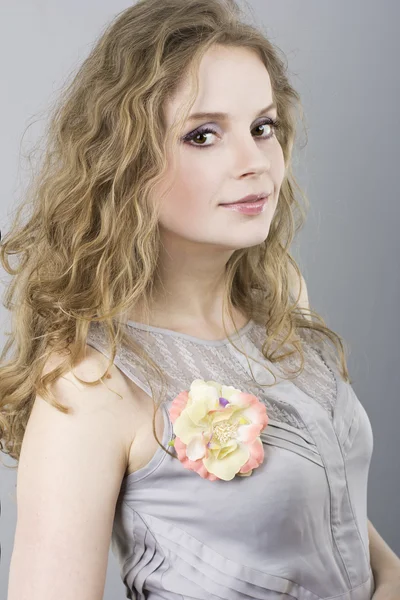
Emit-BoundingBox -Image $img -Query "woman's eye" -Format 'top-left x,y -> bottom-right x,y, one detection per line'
183,118 -> 280,147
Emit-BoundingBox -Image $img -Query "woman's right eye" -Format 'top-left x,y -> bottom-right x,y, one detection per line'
183,126 -> 218,147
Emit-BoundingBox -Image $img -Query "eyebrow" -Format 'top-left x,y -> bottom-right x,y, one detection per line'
187,102 -> 277,123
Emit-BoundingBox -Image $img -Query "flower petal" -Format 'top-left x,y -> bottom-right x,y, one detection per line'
241,402 -> 269,432
239,437 -> 265,473
227,391 -> 256,409
236,422 -> 263,444
174,437 -> 218,481
190,380 -> 220,410
220,385 -> 243,401
169,391 -> 189,423
229,393 -> 269,433
185,398 -> 210,425
203,442 -> 250,481
208,405 -> 241,424
202,380 -> 222,395
186,434 -> 207,461
213,438 -> 238,460
173,410 -> 206,444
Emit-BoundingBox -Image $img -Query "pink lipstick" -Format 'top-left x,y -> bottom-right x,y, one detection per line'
220,195 -> 269,215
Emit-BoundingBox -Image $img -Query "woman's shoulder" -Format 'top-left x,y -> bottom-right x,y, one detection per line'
39,343 -> 140,469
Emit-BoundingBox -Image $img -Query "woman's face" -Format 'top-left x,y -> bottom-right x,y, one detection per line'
156,44 -> 286,253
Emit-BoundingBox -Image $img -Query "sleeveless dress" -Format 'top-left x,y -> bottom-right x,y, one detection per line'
86,317 -> 375,600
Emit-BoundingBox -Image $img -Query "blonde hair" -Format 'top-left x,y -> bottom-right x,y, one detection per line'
0,0 -> 351,467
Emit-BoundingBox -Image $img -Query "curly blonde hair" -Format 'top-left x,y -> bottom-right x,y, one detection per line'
0,0 -> 351,467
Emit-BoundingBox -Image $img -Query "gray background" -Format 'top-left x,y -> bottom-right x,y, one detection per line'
1,0 -> 399,597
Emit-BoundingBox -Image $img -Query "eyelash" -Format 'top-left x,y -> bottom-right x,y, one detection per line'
183,117 -> 281,147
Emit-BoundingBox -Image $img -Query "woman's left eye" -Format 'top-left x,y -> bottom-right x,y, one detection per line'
183,118 -> 280,147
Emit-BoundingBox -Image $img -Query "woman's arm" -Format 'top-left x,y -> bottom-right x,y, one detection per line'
7,348 -> 135,600
368,519 -> 400,587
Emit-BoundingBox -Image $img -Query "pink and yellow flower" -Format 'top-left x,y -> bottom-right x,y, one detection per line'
168,379 -> 269,481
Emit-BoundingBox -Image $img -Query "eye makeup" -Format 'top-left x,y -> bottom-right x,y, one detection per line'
183,117 -> 280,147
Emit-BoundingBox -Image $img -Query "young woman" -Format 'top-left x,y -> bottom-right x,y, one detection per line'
1,1 -> 399,599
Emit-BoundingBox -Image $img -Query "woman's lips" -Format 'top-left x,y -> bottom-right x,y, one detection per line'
219,196 -> 269,215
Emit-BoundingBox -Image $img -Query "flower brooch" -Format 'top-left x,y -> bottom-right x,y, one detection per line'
168,379 -> 269,481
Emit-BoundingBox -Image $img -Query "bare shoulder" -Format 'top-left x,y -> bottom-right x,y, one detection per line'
63,343 -> 162,477
40,342 -> 163,478
39,343 -> 141,464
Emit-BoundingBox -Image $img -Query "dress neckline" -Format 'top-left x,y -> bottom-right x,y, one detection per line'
124,317 -> 255,347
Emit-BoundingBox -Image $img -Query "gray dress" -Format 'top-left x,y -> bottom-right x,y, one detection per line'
86,317 -> 375,600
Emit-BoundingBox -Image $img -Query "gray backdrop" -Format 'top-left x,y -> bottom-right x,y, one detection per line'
1,1 -> 399,598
